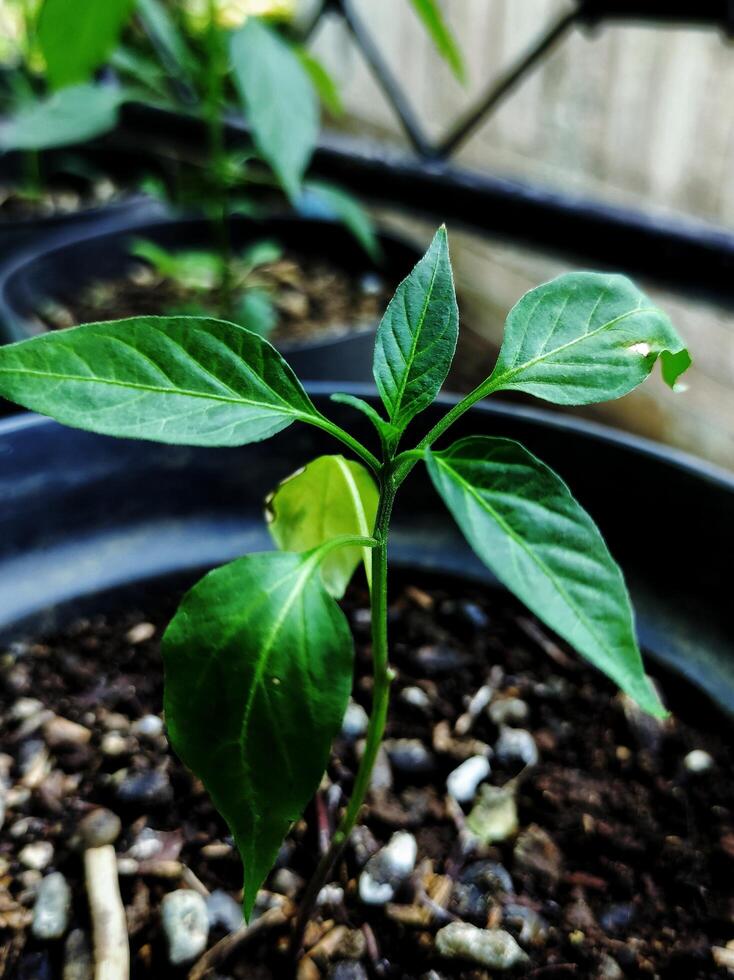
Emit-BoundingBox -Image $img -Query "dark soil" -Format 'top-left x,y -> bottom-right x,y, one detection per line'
38,252 -> 394,348
0,576 -> 732,979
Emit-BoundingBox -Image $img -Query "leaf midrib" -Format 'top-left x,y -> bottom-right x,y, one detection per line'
490,305 -> 659,390
433,453 -> 627,674
0,366 -> 310,419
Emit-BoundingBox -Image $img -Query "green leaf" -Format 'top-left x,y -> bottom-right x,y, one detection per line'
267,455 -> 379,598
373,226 -> 459,435
236,289 -> 277,338
302,181 -> 381,262
297,48 -> 343,117
131,240 -> 221,290
0,316 -> 320,447
487,272 -> 691,406
330,393 -> 400,447
38,0 -> 135,89
162,549 -> 354,919
136,0 -> 196,85
426,436 -> 665,717
230,18 -> 319,202
409,0 -> 465,82
0,84 -> 125,151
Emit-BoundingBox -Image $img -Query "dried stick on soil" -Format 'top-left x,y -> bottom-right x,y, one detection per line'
84,845 -> 130,980
188,905 -> 291,980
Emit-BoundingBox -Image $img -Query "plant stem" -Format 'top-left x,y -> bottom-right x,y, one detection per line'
204,0 -> 233,316
289,483 -> 396,960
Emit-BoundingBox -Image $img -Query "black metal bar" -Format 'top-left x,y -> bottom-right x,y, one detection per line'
579,0 -> 734,32
437,7 -> 583,159
336,0 -> 434,158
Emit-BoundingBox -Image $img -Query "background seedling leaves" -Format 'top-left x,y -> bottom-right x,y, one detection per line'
486,272 -> 691,405
0,316 -> 320,447
162,549 -> 355,919
38,0 -> 135,89
373,225 -> 459,436
230,18 -> 319,202
267,455 -> 379,598
0,84 -> 126,152
426,436 -> 665,716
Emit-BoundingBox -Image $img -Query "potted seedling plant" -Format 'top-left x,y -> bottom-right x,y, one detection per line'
1,227 -> 724,979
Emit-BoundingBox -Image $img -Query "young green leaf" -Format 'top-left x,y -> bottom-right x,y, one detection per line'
0,84 -> 125,151
162,549 -> 354,919
408,0 -> 465,82
486,272 -> 691,405
0,316 -> 320,447
426,436 -> 665,717
296,49 -> 343,117
373,226 -> 459,436
301,181 -> 381,261
267,455 -> 379,598
230,18 -> 319,202
37,0 -> 134,89
330,393 -> 400,447
136,0 -> 196,86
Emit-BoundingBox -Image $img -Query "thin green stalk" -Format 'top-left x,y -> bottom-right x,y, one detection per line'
289,483 -> 396,959
204,0 -> 233,315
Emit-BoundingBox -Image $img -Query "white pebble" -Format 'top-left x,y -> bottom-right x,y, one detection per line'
161,890 -> 209,966
20,841 -> 54,871
435,922 -> 529,970
684,749 -> 714,773
101,733 -> 128,757
400,686 -> 432,712
382,831 -> 417,877
131,715 -> 164,739
447,755 -> 491,804
317,884 -> 345,907
32,872 -> 71,939
495,727 -> 538,768
358,873 -> 395,905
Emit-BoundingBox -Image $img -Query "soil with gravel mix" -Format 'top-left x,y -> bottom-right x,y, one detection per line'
0,574 -> 732,979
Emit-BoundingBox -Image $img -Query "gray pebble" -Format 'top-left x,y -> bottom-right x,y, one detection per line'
271,867 -> 304,898
412,645 -> 472,676
63,929 -> 93,980
384,738 -> 434,774
488,698 -> 530,727
461,860 -> 514,895
435,922 -> 529,970
359,831 -> 417,905
76,808 -> 121,850
206,889 -> 242,933
400,686 -> 433,713
459,601 -> 489,630
329,962 -> 369,980
161,890 -> 209,966
32,872 -> 71,940
341,701 -> 369,740
503,903 -> 549,946
115,769 -> 173,807
495,727 -> 539,768
131,715 -> 164,739
449,883 -> 488,923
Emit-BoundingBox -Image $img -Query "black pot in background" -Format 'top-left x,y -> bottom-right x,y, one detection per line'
0,213 -> 420,383
0,388 -> 732,720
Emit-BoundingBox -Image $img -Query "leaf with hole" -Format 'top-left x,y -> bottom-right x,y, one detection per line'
486,272 -> 691,405
230,18 -> 319,202
267,455 -> 379,598
373,226 -> 458,436
426,436 -> 665,716
38,0 -> 135,88
162,549 -> 354,919
0,316 -> 320,447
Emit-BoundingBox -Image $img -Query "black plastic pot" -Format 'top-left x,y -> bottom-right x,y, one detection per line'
0,388 -> 732,720
0,213 -> 420,384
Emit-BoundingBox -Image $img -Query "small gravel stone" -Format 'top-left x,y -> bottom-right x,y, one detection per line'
115,769 -> 173,807
400,686 -> 432,713
19,740 -> 50,788
359,831 -> 417,905
435,922 -> 529,970
32,872 -> 71,939
206,889 -> 242,933
317,884 -> 344,908
63,929 -> 93,980
125,622 -> 156,644
20,841 -> 54,871
460,860 -> 514,895
161,890 -> 209,966
684,749 -> 714,773
488,698 -> 530,727
448,883 -> 488,922
11,698 -> 44,722
503,903 -> 549,946
413,645 -> 472,676
384,738 -> 434,774
364,744 -> 392,791
466,784 -> 519,844
101,733 -> 129,757
341,701 -> 369,740
131,715 -> 164,739
459,601 -> 489,630
597,953 -> 625,979
76,808 -> 121,849
446,755 -> 491,803
43,716 -> 92,748
513,824 -> 563,885
495,727 -> 539,768
328,963 -> 368,980
271,867 -> 304,898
